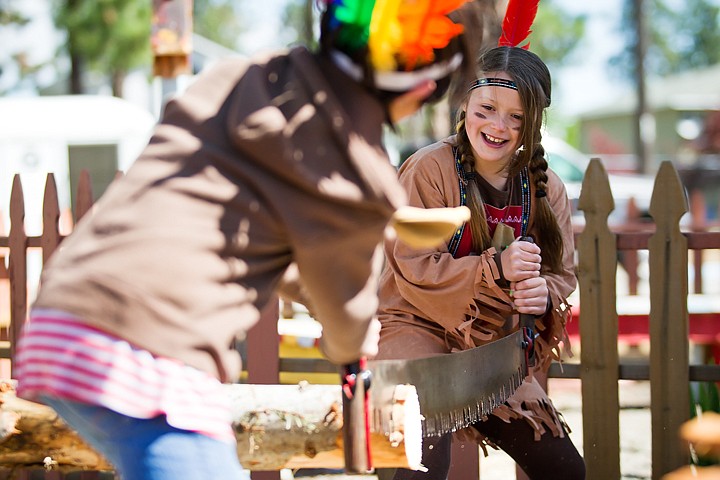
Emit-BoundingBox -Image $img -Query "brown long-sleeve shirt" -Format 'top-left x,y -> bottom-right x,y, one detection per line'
33,47 -> 407,382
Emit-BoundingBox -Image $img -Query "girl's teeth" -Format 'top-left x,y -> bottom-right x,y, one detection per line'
485,133 -> 504,144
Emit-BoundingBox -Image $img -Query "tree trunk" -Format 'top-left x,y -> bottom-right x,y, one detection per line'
0,381 -> 422,473
69,51 -> 84,95
111,70 -> 125,98
66,0 -> 84,95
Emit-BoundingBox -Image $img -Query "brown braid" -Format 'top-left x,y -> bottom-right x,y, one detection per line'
455,112 -> 492,252
528,133 -> 563,272
454,46 -> 565,274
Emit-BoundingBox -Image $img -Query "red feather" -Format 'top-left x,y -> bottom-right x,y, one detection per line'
498,0 -> 540,50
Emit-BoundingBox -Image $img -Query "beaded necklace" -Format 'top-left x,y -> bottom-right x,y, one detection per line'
448,146 -> 530,256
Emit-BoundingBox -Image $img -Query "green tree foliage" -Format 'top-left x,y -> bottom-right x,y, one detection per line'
532,0 -> 587,69
0,1 -> 28,25
192,0 -> 244,49
54,0 -> 152,95
610,0 -> 720,80
54,0 -> 249,96
0,2 -> 33,94
653,0 -> 720,73
281,0 -> 315,48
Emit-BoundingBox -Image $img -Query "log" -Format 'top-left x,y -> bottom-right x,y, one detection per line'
0,381 -> 422,473
230,382 -> 421,471
0,382 -> 113,472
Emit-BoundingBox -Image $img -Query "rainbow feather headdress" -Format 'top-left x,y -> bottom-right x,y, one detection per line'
323,0 -> 471,91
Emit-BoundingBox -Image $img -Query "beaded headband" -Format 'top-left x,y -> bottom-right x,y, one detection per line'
468,77 -> 518,92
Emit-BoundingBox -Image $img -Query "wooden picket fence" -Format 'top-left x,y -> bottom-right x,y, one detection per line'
560,160 -> 720,480
1,160 -> 719,480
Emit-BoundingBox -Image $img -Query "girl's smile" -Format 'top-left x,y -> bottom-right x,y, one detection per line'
482,132 -> 511,146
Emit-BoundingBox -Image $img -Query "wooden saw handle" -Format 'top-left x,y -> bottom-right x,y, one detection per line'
518,236 -> 537,367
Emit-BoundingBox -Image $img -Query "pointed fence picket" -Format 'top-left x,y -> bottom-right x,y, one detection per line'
567,159 -> 720,480
576,159 -> 622,479
647,162 -> 691,477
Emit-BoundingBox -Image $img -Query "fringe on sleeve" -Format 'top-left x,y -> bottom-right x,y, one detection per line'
446,248 -> 575,366
533,289 -> 574,372
446,248 -> 515,351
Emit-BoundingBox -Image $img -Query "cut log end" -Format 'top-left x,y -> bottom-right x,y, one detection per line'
374,384 -> 422,471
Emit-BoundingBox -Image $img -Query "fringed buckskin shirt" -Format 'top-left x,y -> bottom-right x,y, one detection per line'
376,136 -> 577,448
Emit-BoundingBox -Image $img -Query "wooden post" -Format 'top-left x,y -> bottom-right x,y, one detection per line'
8,175 -> 28,372
623,197 -> 640,295
246,298 -> 281,480
40,174 -> 61,266
689,189 -> 706,294
577,159 -> 621,479
449,441 -> 479,480
648,162 -> 690,479
246,299 -> 281,386
74,170 -> 95,224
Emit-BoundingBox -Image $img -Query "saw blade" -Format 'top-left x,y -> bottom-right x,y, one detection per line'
369,330 -> 527,437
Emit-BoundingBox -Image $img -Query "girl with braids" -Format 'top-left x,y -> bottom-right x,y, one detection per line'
375,46 -> 586,480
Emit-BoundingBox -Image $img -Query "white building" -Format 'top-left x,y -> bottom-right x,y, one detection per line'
0,94 -> 156,235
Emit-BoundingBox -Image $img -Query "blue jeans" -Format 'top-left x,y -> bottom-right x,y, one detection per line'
42,396 -> 250,480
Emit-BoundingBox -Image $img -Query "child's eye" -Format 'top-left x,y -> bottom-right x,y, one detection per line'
512,114 -> 523,121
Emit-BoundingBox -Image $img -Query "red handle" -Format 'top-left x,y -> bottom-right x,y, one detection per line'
340,357 -> 373,473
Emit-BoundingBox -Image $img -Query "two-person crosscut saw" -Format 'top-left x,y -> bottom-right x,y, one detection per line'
341,206 -> 538,473
342,328 -> 535,473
